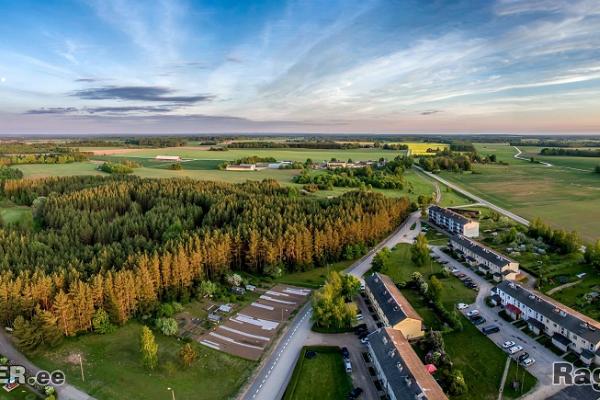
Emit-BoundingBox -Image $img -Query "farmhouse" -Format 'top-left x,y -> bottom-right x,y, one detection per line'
428,205 -> 479,237
450,235 -> 519,281
367,328 -> 448,400
225,164 -> 256,171
364,273 -> 424,339
155,155 -> 181,162
495,281 -> 600,365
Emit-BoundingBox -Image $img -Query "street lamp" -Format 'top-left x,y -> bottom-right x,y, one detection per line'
167,387 -> 176,400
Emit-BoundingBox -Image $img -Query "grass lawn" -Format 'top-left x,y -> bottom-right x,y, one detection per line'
283,346 -> 352,400
0,387 -> 41,400
439,143 -> 600,242
443,316 -> 537,400
17,162 -> 104,178
276,259 -> 355,288
380,244 -> 475,328
0,205 -> 32,227
29,321 -> 255,400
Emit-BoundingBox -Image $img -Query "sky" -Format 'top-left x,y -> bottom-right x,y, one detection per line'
1,0 -> 600,135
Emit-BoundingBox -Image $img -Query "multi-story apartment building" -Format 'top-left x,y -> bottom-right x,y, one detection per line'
428,205 -> 479,237
450,235 -> 519,282
495,281 -> 600,365
364,273 -> 424,340
367,327 -> 448,400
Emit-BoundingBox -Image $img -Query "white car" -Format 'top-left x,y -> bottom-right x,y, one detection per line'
466,309 -> 480,317
522,358 -> 536,367
345,359 -> 352,373
450,267 -> 459,273
456,303 -> 468,310
360,337 -> 369,344
356,314 -> 364,321
508,345 -> 523,355
502,341 -> 516,349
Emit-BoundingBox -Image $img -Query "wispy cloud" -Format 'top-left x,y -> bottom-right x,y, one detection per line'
71,86 -> 214,103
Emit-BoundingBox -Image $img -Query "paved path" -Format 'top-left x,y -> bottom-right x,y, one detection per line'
513,146 -> 552,167
430,246 -> 567,399
239,211 -> 422,400
0,331 -> 95,400
413,165 -> 530,226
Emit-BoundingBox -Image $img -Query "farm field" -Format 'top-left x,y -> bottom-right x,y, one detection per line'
517,146 -> 600,171
89,146 -> 408,163
283,346 -> 352,400
439,143 -> 600,242
30,321 -> 254,400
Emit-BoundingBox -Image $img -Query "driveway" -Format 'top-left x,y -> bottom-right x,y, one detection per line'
430,246 -> 568,399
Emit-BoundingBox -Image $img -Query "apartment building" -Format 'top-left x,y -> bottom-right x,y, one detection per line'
364,273 -> 424,340
367,327 -> 448,400
450,235 -> 519,282
495,281 -> 600,365
428,205 -> 479,238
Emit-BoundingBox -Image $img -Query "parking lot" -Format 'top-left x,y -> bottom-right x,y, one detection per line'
198,284 -> 310,360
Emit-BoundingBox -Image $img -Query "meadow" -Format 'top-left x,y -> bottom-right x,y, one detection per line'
30,321 -> 254,400
440,143 -> 600,242
517,146 -> 600,171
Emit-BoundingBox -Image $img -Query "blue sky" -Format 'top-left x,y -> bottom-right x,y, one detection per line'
1,0 -> 600,134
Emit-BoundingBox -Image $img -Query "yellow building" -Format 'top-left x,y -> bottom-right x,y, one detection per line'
364,272 -> 424,340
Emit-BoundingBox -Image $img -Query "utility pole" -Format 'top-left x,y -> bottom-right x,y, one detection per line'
78,353 -> 85,382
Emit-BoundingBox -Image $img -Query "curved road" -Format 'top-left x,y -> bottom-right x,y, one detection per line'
239,211 -> 422,400
413,165 -> 530,226
0,331 -> 95,400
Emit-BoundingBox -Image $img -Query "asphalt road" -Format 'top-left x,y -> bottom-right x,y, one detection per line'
413,165 -> 530,226
0,330 -> 95,400
239,211 -> 422,400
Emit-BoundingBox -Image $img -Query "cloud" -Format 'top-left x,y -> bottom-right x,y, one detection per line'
74,78 -> 99,82
85,105 -> 175,113
25,107 -> 78,114
420,110 -> 442,115
71,86 -> 214,103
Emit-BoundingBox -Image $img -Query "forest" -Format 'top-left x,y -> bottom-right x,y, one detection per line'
0,175 -> 410,346
539,148 -> 600,157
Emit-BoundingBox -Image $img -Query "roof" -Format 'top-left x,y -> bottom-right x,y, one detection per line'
552,332 -> 572,347
491,294 -> 502,303
365,273 -> 423,325
368,328 -> 448,400
581,349 -> 595,360
429,205 -> 472,225
451,235 -> 515,268
497,281 -> 600,345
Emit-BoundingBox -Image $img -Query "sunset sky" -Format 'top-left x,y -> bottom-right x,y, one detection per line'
1,0 -> 600,134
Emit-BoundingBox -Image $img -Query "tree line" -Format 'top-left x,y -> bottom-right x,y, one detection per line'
0,176 -> 410,346
540,148 -> 600,157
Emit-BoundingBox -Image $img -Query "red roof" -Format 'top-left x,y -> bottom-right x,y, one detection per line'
506,303 -> 522,314
425,364 -> 438,374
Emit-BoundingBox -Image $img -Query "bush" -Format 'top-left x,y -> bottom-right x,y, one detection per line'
155,317 -> 178,336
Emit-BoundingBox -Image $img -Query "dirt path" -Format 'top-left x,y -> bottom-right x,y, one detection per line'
546,280 -> 581,295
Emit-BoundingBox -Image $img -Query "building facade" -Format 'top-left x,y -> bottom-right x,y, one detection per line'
428,205 -> 479,237
367,328 -> 448,400
364,273 -> 424,339
450,235 -> 519,281
495,281 -> 600,365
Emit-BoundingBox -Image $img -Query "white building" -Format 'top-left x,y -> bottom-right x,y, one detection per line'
450,235 -> 519,281
428,205 -> 479,237
495,281 -> 600,365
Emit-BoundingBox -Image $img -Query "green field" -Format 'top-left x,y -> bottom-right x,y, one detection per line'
92,146 -> 408,163
440,143 -> 600,242
283,346 -> 352,400
30,322 -> 254,400
0,205 -> 32,227
444,317 -> 537,400
0,387 -> 40,400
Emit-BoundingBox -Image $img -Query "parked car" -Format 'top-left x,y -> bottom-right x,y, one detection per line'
456,303 -> 468,310
356,313 -> 364,321
466,309 -> 480,317
345,359 -> 352,373
502,341 -> 516,349
348,387 -> 363,399
518,352 -> 530,363
360,336 -> 369,345
508,345 -> 523,355
341,347 -> 350,359
376,321 -> 384,328
482,325 -> 500,334
450,267 -> 459,273
522,358 -> 535,367
472,316 -> 486,325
